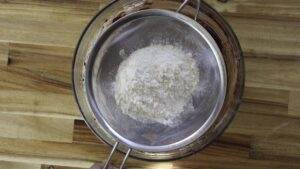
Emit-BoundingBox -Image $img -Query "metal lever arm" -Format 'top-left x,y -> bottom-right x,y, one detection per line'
177,0 -> 201,20
103,142 -> 132,169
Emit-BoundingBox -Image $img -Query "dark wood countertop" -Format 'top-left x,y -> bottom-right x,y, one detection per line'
0,0 -> 299,168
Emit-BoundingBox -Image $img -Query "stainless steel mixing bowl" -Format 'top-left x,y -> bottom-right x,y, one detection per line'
72,0 -> 244,168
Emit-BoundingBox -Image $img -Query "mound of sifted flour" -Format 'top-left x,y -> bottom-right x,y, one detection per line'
114,45 -> 199,126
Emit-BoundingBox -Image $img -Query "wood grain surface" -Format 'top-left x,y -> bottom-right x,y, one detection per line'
0,0 -> 299,169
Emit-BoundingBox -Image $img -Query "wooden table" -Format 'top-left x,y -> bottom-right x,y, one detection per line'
0,0 -> 299,168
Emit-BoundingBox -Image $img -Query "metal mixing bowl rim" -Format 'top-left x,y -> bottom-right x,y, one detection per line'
72,0 -> 244,161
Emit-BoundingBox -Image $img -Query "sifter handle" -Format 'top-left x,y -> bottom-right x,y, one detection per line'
177,0 -> 201,20
102,142 -> 132,169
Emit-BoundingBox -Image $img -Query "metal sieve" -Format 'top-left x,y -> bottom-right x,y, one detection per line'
72,0 -> 244,168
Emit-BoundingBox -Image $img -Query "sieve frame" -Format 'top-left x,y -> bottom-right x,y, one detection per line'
72,0 -> 244,162
85,9 -> 227,152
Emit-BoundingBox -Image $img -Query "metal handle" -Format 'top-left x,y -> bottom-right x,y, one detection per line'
103,142 -> 132,169
177,0 -> 201,20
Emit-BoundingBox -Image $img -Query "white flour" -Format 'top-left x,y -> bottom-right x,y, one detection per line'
114,45 -> 199,126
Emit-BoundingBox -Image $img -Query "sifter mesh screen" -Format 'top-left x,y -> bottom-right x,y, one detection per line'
85,10 -> 226,152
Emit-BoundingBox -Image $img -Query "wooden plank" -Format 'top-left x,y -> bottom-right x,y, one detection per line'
0,42 -> 9,65
87,162 -> 174,169
0,153 -> 173,169
243,87 -> 290,106
0,43 -> 80,118
73,120 -> 101,145
227,17 -> 300,59
0,137 -> 298,169
0,90 -> 80,119
0,0 -> 98,47
241,87 -> 291,117
125,162 -> 173,169
0,153 -> 93,169
0,137 -> 109,162
251,136 -> 300,162
229,112 -> 300,137
228,112 -> 300,160
0,0 -> 108,50
217,133 -> 251,149
0,161 -> 40,169
0,43 -> 72,94
172,154 -> 300,169
0,114 -> 74,143
288,91 -> 300,117
0,135 -> 250,161
41,164 -> 87,169
1,152 -> 300,169
207,0 -> 300,21
0,42 -> 76,118
9,43 -> 74,85
245,57 -> 300,91
239,101 -> 288,116
0,65 -> 70,94
0,1 -> 299,60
